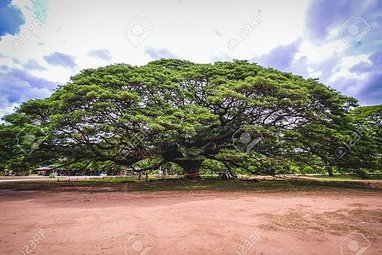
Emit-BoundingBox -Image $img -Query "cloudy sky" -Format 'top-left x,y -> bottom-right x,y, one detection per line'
0,0 -> 381,118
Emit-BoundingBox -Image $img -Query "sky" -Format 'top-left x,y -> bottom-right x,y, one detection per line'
0,0 -> 381,118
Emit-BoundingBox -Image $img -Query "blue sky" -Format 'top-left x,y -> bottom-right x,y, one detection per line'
0,0 -> 381,118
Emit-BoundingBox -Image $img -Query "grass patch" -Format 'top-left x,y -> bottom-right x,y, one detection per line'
0,177 -> 381,193
311,173 -> 382,181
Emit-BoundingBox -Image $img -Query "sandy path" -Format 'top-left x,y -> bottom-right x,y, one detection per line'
0,190 -> 381,255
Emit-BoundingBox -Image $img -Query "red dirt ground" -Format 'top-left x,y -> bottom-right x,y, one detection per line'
0,189 -> 381,255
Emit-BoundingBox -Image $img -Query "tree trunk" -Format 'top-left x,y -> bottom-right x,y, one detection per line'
327,166 -> 334,176
174,159 -> 202,178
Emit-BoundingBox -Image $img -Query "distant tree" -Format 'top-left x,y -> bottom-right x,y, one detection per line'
351,105 -> 381,147
342,105 -> 382,175
0,124 -> 29,173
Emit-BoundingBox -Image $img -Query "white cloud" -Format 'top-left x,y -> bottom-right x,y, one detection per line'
296,39 -> 348,65
2,0 -> 310,73
328,54 -> 370,83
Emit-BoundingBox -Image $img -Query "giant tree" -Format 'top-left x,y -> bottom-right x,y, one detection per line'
1,59 -> 358,177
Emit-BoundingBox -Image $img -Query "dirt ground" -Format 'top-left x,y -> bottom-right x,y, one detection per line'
0,188 -> 381,255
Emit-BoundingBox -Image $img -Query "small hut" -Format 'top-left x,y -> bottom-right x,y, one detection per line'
34,166 -> 68,176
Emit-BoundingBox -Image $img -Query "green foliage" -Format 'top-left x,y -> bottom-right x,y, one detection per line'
346,105 -> 382,172
1,59 -> 376,177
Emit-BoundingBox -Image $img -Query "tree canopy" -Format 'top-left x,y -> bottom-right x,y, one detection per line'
1,59 -> 380,177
